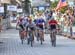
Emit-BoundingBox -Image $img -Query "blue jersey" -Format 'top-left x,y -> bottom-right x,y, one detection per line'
38,18 -> 45,24
34,18 -> 45,25
34,19 -> 39,24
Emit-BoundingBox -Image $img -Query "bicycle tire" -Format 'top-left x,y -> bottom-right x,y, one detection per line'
41,38 -> 43,45
37,32 -> 40,41
52,40 -> 56,47
31,40 -> 33,47
21,39 -> 23,44
28,31 -> 34,47
40,32 -> 43,45
50,30 -> 56,47
27,38 -> 30,45
19,30 -> 24,44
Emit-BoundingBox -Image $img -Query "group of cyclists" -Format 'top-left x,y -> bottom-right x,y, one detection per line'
16,13 -> 58,47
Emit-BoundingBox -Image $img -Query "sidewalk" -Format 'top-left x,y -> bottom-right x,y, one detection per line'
63,26 -> 75,40
61,32 -> 75,40
45,28 -> 75,40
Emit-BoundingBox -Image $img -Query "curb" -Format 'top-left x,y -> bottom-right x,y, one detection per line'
61,34 -> 75,40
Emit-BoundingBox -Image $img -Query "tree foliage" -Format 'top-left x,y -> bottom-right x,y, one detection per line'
60,6 -> 68,13
51,1 -> 58,9
51,1 -> 68,13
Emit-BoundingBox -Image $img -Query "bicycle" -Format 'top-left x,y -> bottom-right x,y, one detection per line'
19,29 -> 27,44
36,27 -> 44,45
50,29 -> 56,47
27,28 -> 34,47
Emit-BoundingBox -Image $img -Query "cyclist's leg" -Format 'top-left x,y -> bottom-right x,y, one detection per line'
19,29 -> 24,44
19,29 -> 22,39
24,27 -> 28,38
52,29 -> 56,47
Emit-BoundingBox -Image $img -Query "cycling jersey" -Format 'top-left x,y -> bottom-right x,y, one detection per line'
37,18 -> 45,30
48,20 -> 57,25
22,18 -> 28,27
17,18 -> 24,30
34,19 -> 39,24
26,22 -> 35,31
48,20 -> 57,30
38,18 -> 45,24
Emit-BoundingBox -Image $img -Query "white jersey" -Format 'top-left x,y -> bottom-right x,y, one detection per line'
22,17 -> 28,26
26,22 -> 35,28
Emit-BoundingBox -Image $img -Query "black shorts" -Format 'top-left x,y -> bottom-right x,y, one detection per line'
30,27 -> 35,30
38,25 -> 44,30
50,25 -> 56,30
27,27 -> 35,31
19,24 -> 24,30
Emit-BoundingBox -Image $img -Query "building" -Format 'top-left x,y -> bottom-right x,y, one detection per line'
0,0 -> 21,5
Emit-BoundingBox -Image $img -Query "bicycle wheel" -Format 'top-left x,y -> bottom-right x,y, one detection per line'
28,32 -> 34,47
52,38 -> 56,47
36,32 -> 40,41
19,31 -> 24,44
27,38 -> 30,45
31,40 -> 33,47
40,32 -> 43,45
20,32 -> 25,44
30,36 -> 34,47
21,39 -> 24,44
40,36 -> 43,45
52,31 -> 56,47
53,40 -> 56,47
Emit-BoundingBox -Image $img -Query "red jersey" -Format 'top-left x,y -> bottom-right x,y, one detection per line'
48,20 -> 57,25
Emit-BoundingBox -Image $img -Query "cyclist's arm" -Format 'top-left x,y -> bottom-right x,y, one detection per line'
16,20 -> 20,27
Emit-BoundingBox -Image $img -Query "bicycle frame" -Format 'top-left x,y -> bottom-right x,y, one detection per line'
36,29 -> 44,44
19,29 -> 27,44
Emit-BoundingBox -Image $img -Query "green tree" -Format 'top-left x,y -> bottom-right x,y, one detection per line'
60,6 -> 68,13
51,1 -> 58,9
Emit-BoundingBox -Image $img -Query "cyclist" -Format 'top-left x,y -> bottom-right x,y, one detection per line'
34,17 -> 39,41
22,16 -> 29,38
26,19 -> 36,42
16,16 -> 26,44
48,17 -> 58,47
22,16 -> 28,27
35,15 -> 45,41
16,16 -> 24,30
